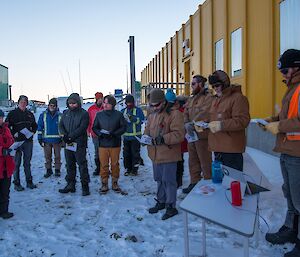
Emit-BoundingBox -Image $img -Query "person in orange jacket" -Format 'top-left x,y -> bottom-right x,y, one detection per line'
264,49 -> 300,257
0,109 -> 15,219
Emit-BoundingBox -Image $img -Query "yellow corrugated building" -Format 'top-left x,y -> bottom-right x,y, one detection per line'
140,0 -> 299,118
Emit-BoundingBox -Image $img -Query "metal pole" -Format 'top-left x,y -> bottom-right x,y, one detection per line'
183,211 -> 189,257
128,36 -> 136,98
79,59 -> 82,96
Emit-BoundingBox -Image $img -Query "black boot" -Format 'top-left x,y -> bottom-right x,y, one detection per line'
44,168 -> 53,178
148,199 -> 165,214
26,180 -> 37,189
182,183 -> 196,194
161,205 -> 178,220
54,169 -> 61,177
59,182 -> 76,193
139,157 -> 144,166
82,183 -> 90,196
13,180 -> 24,191
284,238 -> 300,257
265,225 -> 297,245
0,212 -> 14,219
93,159 -> 100,176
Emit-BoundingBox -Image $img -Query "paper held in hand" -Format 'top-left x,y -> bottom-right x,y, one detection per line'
193,121 -> 209,129
252,119 -> 269,126
135,135 -> 153,145
20,128 -> 34,139
99,129 -> 110,135
185,132 -> 199,143
66,142 -> 77,152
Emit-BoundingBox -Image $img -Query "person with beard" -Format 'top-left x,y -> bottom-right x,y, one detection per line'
87,92 -> 104,176
37,98 -> 62,178
263,49 -> 300,257
182,75 -> 213,194
145,89 -> 184,220
58,93 -> 90,196
92,95 -> 127,194
121,94 -> 145,176
207,70 -> 250,171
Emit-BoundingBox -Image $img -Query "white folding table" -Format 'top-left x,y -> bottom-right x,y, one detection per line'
180,180 -> 259,257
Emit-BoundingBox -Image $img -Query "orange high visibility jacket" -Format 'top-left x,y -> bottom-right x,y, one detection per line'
287,84 -> 300,140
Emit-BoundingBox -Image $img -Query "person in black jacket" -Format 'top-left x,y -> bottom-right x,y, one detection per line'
6,95 -> 38,191
58,93 -> 90,196
93,95 -> 127,194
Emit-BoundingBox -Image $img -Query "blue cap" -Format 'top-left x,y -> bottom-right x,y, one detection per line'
165,88 -> 176,103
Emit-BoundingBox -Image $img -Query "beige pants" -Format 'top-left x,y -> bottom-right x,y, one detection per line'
43,143 -> 62,170
99,147 -> 121,182
188,139 -> 212,184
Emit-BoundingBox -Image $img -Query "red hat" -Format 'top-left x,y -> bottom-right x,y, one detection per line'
95,92 -> 103,100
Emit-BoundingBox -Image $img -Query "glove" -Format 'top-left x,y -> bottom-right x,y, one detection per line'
184,122 -> 195,136
208,121 -> 222,133
63,135 -> 72,144
38,139 -> 44,147
2,148 -> 12,156
153,135 -> 165,145
100,133 -> 113,139
265,122 -> 280,135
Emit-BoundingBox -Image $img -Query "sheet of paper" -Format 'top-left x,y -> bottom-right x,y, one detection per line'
135,135 -> 153,145
66,142 -> 77,152
252,119 -> 269,126
193,121 -> 209,129
185,132 -> 199,143
99,129 -> 110,135
20,128 -> 34,139
9,141 -> 25,150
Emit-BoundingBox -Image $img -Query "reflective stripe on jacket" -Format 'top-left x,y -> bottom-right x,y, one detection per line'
37,110 -> 62,143
121,107 -> 145,140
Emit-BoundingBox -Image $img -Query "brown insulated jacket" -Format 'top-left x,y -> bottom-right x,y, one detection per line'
184,89 -> 213,139
144,107 -> 185,164
273,72 -> 300,157
208,85 -> 250,153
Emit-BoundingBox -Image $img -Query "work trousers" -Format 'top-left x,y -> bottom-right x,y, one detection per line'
188,139 -> 212,184
281,153 -> 300,239
0,172 -> 11,214
14,140 -> 33,183
214,152 -> 243,171
153,162 -> 177,208
99,147 -> 121,182
64,147 -> 90,184
92,137 -> 100,161
123,139 -> 141,172
43,142 -> 62,170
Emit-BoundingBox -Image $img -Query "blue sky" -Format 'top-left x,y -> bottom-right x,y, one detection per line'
0,0 -> 203,102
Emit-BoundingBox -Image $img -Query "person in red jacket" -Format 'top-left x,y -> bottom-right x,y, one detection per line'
87,92 -> 104,176
0,109 -> 15,219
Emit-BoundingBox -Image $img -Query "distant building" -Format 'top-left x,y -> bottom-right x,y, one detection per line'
0,64 -> 10,106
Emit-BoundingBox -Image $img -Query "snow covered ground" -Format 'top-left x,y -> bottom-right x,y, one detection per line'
0,106 -> 292,257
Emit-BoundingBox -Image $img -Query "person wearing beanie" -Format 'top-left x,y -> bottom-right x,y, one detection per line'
145,89 -> 185,220
37,98 -> 62,178
87,92 -> 104,176
165,88 -> 177,103
59,93 -> 90,196
262,49 -> 300,256
92,95 -> 127,194
207,70 -> 250,171
6,95 -> 38,191
121,95 -> 145,176
182,75 -> 213,194
0,109 -> 15,219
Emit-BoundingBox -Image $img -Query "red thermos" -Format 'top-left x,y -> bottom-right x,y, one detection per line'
230,181 -> 242,206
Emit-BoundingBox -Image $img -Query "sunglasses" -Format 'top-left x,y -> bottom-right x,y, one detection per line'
280,68 -> 289,75
150,102 -> 161,107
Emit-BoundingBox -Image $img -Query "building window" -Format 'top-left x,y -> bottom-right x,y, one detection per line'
215,39 -> 224,71
231,28 -> 242,77
280,0 -> 300,54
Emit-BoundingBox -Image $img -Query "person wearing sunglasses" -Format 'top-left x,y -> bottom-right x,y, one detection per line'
207,70 -> 250,171
144,88 -> 185,220
263,49 -> 300,257
182,75 -> 213,194
37,98 -> 62,178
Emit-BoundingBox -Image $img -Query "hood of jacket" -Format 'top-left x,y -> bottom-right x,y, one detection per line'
67,93 -> 82,109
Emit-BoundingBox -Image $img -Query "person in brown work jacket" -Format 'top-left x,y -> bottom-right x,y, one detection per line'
264,49 -> 300,257
145,88 -> 185,220
182,75 -> 213,194
207,70 -> 250,171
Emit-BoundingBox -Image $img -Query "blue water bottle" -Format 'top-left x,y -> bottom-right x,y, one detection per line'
212,160 -> 223,183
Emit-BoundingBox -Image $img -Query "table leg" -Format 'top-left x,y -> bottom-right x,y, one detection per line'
244,237 -> 249,257
202,220 -> 206,257
183,211 -> 189,257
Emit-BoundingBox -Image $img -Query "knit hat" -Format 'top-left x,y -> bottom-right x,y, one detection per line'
125,94 -> 134,104
0,109 -> 4,117
165,88 -> 176,103
104,95 -> 116,107
49,98 -> 57,106
149,89 -> 165,104
278,49 -> 300,69
95,92 -> 103,100
67,93 -> 81,107
208,70 -> 230,88
18,95 -> 28,104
